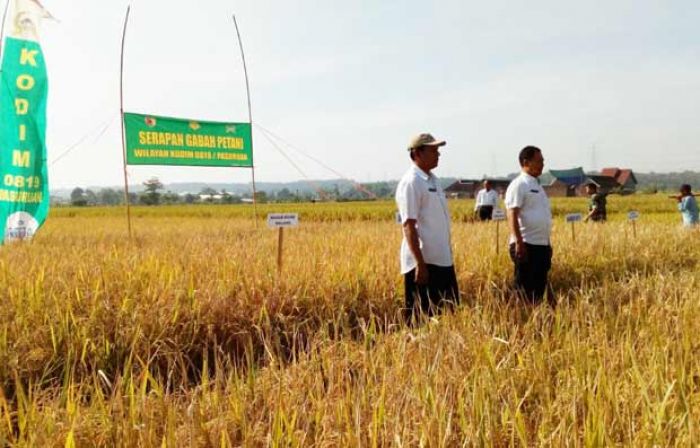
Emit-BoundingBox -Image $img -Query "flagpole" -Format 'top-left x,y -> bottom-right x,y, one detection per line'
0,0 -> 11,65
233,14 -> 258,226
120,5 -> 133,239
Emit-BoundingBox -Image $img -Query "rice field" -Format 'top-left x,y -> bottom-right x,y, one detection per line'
0,195 -> 698,446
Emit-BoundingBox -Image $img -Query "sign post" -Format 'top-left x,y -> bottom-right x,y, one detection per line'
277,227 -> 284,272
566,213 -> 583,243
492,209 -> 506,254
628,211 -> 640,238
267,213 -> 299,275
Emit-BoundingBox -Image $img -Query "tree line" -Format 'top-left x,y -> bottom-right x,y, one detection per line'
60,178 -> 401,207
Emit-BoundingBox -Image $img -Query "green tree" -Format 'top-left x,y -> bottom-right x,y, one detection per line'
200,187 -> 218,195
97,188 -> 122,206
162,191 -> 181,204
84,189 -> 98,206
70,187 -> 87,207
140,177 -> 164,206
220,190 -> 241,204
199,187 -> 217,203
277,188 -> 295,202
255,191 -> 268,204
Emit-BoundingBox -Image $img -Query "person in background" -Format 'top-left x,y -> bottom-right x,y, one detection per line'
676,184 -> 699,227
505,146 -> 553,304
396,133 -> 459,324
474,180 -> 499,221
584,182 -> 607,222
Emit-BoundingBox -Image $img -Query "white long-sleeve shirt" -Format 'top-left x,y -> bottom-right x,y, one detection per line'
474,188 -> 499,211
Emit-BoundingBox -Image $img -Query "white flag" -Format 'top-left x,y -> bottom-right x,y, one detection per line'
10,0 -> 53,42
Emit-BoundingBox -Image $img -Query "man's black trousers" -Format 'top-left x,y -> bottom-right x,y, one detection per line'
478,205 -> 494,221
508,243 -> 552,303
404,264 -> 459,322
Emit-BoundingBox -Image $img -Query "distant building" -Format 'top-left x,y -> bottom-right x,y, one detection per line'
582,175 -> 621,195
444,180 -> 479,199
600,168 -> 638,195
544,179 -> 575,197
549,168 -> 588,186
485,178 -> 512,196
444,178 -> 511,199
198,194 -> 224,201
545,167 -> 634,197
546,168 -> 587,197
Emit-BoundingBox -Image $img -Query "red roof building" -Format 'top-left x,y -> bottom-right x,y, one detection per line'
600,168 -> 637,194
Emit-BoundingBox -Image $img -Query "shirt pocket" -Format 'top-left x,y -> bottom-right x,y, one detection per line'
523,189 -> 539,208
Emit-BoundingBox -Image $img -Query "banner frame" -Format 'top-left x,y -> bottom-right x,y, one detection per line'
118,7 -> 260,237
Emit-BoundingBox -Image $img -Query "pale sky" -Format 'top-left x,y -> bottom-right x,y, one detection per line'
32,0 -> 700,188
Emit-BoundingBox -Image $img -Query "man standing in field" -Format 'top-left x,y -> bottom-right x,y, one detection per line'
396,133 -> 459,323
675,184 -> 699,227
505,146 -> 553,303
474,180 -> 499,221
584,182 -> 607,223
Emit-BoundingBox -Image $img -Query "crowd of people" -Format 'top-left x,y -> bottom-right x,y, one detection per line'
395,133 -> 698,323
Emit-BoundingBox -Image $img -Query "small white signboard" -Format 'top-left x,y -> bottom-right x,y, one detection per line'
628,211 -> 640,221
566,213 -> 583,223
267,213 -> 299,228
492,209 -> 506,221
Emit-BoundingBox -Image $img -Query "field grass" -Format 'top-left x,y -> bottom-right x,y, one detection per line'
1,195 -> 698,446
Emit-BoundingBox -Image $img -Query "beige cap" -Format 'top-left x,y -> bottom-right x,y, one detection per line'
408,133 -> 446,151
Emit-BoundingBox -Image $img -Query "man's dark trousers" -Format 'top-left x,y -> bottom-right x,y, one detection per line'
509,243 -> 552,303
478,205 -> 494,221
404,265 -> 459,323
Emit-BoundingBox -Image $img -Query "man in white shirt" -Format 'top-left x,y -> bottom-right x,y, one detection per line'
474,180 -> 499,221
505,146 -> 553,303
395,133 -> 458,323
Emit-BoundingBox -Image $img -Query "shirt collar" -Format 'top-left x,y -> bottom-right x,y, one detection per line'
521,171 -> 540,184
411,164 -> 432,181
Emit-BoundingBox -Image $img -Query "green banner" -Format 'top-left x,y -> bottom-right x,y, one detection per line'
124,112 -> 253,167
0,37 -> 50,244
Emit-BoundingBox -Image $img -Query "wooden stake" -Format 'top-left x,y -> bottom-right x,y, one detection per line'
277,227 -> 284,275
495,220 -> 500,255
571,222 -> 576,243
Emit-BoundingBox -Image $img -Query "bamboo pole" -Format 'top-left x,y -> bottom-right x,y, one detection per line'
233,15 -> 258,226
119,6 -> 133,239
0,0 -> 11,66
668,194 -> 700,198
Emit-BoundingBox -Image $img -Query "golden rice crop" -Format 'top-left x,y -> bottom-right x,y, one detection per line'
0,194 -> 698,446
